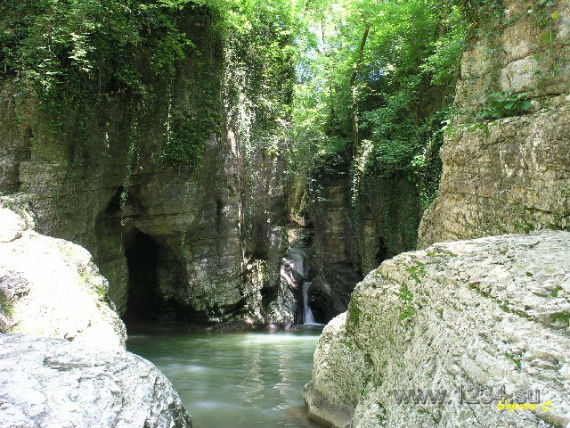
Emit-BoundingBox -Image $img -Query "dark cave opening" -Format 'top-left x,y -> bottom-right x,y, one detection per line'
375,237 -> 388,266
307,287 -> 335,324
121,225 -> 207,329
97,187 -> 209,330
124,229 -> 163,324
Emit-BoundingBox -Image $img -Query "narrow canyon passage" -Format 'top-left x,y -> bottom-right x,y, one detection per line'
1,0 -> 568,427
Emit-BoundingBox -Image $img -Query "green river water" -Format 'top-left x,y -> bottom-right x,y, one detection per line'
127,328 -> 323,428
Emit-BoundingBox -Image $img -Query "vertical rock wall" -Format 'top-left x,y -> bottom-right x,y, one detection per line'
293,161 -> 421,322
0,2 -> 429,328
418,0 -> 570,247
0,7 -> 292,328
356,174 -> 421,274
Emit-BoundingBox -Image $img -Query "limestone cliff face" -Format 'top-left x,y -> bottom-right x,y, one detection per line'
0,9 -> 291,328
355,174 -> 421,273
301,169 -> 421,322
304,3 -> 570,424
0,2 -> 423,327
304,231 -> 570,428
305,170 -> 361,321
418,0 -> 570,247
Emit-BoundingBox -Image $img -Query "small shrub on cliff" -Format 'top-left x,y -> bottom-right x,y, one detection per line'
477,91 -> 533,120
0,0 -> 193,100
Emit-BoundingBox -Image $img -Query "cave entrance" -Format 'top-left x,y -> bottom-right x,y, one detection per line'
375,237 -> 388,266
122,225 -> 203,329
97,187 -> 199,329
123,229 -> 164,324
307,287 -> 334,324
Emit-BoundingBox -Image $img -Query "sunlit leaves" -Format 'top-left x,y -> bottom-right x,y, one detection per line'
0,0 -> 206,99
290,0 -> 466,180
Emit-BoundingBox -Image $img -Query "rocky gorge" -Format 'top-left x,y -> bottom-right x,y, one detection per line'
0,0 -> 569,427
418,0 -> 570,247
304,0 -> 570,426
0,2 -> 428,331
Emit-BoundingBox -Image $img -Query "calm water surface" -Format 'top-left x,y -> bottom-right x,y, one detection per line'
127,328 -> 322,428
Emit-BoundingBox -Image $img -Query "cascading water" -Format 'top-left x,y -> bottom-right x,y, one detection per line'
281,248 -> 323,326
302,281 -> 316,325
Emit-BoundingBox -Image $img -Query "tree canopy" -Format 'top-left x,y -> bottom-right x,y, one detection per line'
1,0 -> 467,205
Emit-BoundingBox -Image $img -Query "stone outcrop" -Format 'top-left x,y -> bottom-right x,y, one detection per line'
0,203 -> 126,349
0,334 -> 192,428
355,174 -> 421,274
304,230 -> 570,428
306,171 -> 362,321
0,8 -> 291,328
418,0 -> 570,247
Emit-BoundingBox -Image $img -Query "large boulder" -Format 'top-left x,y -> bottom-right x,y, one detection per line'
304,230 -> 570,428
0,205 -> 126,349
0,334 -> 192,428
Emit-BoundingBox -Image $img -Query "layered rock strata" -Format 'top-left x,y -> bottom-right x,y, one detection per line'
419,0 -> 570,247
304,231 -> 570,428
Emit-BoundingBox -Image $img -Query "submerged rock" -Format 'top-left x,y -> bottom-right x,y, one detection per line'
304,231 -> 570,428
0,205 -> 126,349
0,334 -> 192,428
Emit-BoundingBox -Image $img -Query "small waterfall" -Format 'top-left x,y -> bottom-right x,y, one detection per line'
302,281 -> 316,325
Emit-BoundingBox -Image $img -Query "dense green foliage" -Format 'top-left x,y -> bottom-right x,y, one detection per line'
0,0 -> 193,100
477,91 -> 533,121
1,0 -> 210,171
223,0 -> 297,150
1,0 -> 467,209
0,0 -> 299,167
290,0 -> 466,208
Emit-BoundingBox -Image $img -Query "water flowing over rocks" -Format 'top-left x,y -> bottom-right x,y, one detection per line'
289,167 -> 421,324
0,203 -> 126,349
304,230 -> 570,428
0,334 -> 192,428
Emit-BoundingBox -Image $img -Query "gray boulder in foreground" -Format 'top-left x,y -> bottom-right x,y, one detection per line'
304,230 -> 570,428
0,334 -> 192,428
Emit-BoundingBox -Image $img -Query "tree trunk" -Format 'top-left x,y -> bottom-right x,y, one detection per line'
350,20 -> 370,158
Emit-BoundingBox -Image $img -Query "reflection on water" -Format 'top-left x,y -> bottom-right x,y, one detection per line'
127,329 -> 322,428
